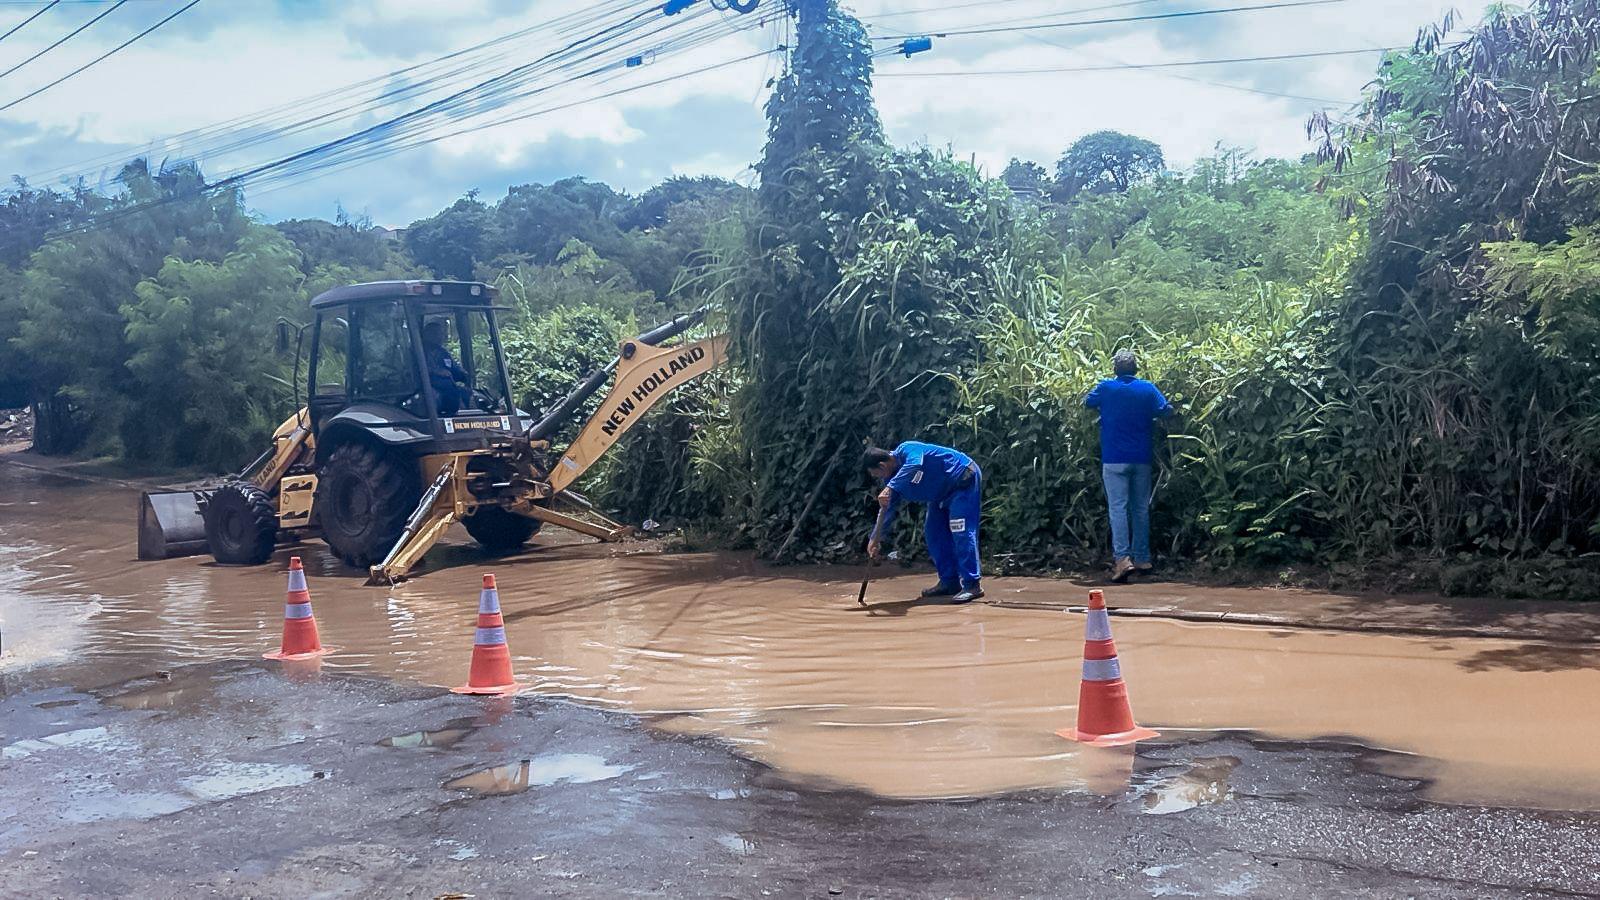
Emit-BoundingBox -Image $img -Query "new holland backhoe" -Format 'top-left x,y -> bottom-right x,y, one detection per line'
136,279 -> 727,585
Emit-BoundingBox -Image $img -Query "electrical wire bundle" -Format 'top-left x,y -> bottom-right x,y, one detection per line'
863,0 -> 1394,106
29,0 -> 786,235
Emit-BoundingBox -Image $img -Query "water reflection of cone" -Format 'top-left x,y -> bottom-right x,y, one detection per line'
1079,745 -> 1137,797
1059,589 -> 1158,747
279,655 -> 324,684
452,574 -> 519,695
265,557 -> 330,661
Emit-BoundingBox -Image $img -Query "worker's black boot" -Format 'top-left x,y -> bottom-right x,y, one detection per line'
920,582 -> 959,598
951,583 -> 984,604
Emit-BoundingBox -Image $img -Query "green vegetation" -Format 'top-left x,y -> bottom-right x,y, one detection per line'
2,0 -> 1597,598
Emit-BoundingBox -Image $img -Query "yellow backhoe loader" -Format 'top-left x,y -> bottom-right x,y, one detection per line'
136,279 -> 726,585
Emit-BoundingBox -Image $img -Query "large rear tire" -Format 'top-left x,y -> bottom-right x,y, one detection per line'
203,480 -> 278,565
462,506 -> 542,553
316,442 -> 422,568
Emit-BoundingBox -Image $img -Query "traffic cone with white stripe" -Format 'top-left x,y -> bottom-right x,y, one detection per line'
1058,589 -> 1158,747
265,557 -> 330,661
452,574 -> 519,695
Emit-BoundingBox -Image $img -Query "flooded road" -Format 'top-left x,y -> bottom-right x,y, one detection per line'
3,459 -> 1599,810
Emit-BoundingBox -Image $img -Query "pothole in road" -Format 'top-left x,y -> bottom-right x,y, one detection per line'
716,833 -> 757,856
180,762 -> 320,802
444,754 -> 634,796
100,665 -> 247,712
3,725 -> 135,759
1137,756 -> 1240,815
11,757 -> 321,825
378,718 -> 479,750
107,682 -> 217,711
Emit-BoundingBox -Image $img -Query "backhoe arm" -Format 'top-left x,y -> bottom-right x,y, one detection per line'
547,332 -> 728,494
246,410 -> 314,491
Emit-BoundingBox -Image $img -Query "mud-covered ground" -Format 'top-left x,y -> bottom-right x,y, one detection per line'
3,457 -> 1600,897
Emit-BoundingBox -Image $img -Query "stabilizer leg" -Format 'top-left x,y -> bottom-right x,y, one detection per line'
366,459 -> 460,586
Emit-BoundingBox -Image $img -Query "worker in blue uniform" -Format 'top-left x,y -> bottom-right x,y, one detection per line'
1084,349 -> 1174,582
422,319 -> 472,416
863,441 -> 984,603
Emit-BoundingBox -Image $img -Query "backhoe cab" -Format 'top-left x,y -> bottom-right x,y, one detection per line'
136,279 -> 727,584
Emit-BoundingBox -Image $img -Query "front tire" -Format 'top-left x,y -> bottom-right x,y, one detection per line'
203,480 -> 278,565
462,506 -> 542,553
316,442 -> 422,568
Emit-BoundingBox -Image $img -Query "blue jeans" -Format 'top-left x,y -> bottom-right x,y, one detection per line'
925,469 -> 982,588
1102,463 -> 1153,564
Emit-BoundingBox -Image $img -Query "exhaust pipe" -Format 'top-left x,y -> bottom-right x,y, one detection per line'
137,489 -> 212,560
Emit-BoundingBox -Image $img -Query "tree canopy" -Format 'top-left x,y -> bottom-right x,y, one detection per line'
1054,130 -> 1165,199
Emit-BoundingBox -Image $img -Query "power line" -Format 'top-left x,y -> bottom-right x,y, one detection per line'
869,0 -> 1162,19
0,0 -> 58,45
0,0 -> 123,80
876,46 -> 1398,77
865,0 -> 1361,104
243,10 -> 786,193
211,2 -> 691,189
245,16 -> 779,197
191,1 -> 694,178
46,3 -> 778,236
873,0 -> 1171,35
868,0 -> 1346,40
0,0 -> 200,112
22,0 -> 655,184
244,45 -> 787,205
1013,14 -> 1359,105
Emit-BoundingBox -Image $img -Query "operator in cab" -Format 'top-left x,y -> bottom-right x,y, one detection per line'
422,319 -> 472,416
863,441 -> 984,603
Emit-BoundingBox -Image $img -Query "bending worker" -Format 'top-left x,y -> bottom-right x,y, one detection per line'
1084,349 -> 1174,582
422,319 -> 472,415
863,441 -> 984,603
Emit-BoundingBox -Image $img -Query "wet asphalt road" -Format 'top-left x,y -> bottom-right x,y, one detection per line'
2,660 -> 1598,898
5,457 -> 1600,896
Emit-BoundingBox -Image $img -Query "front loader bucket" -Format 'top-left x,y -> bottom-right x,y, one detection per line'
137,490 -> 211,560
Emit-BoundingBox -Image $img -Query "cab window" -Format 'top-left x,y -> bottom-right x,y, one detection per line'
456,309 -> 510,413
349,301 -> 420,404
312,315 -> 348,399
420,306 -> 511,414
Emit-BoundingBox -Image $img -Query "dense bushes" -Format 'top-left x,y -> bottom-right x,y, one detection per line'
693,0 -> 1600,598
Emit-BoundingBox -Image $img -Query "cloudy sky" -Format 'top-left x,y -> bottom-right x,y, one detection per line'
0,0 -> 1492,226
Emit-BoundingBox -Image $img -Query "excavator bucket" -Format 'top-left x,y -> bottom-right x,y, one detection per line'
137,489 -> 211,560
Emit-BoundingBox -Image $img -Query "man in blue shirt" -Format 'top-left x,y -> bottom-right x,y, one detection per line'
423,319 -> 472,415
1084,350 -> 1174,582
863,441 -> 984,603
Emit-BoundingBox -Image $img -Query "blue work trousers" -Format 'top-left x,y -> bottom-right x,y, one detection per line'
924,469 -> 982,588
1102,463 -> 1153,565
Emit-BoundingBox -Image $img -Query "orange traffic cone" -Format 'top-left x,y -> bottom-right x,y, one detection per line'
452,574 -> 519,695
265,557 -> 330,661
1058,589 -> 1158,747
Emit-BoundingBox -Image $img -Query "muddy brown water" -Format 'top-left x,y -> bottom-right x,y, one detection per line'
3,461 -> 1599,809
